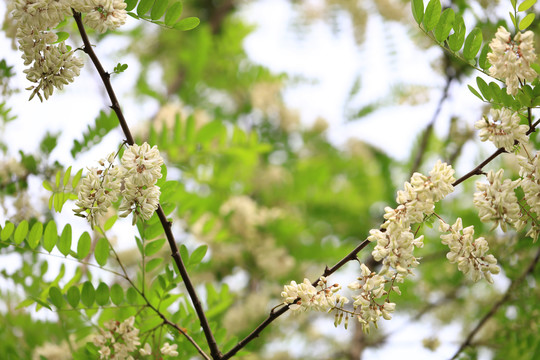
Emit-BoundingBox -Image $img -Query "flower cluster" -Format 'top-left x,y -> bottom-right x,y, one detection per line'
439,218 -> 500,283
475,108 -> 528,152
488,26 -> 537,95
347,264 -> 396,333
76,0 -> 127,33
281,277 -> 349,312
93,316 -> 141,360
516,152 -> 540,240
74,143 -> 163,228
368,160 -> 455,278
474,169 -> 521,231
8,0 -> 127,100
119,143 -> 164,225
8,0 -> 83,100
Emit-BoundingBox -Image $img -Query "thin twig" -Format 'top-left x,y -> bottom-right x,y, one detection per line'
107,234 -> 212,360
221,239 -> 371,360
450,247 -> 540,360
72,11 -> 221,359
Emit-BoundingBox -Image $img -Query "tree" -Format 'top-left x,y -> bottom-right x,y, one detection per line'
0,0 -> 539,359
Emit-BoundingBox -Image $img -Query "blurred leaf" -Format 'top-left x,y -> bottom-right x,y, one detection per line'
174,17 -> 200,31
81,282 -> 95,307
58,224 -> 72,256
94,238 -> 110,266
67,286 -> 80,308
14,220 -> 28,245
423,0 -> 441,32
164,1 -> 183,26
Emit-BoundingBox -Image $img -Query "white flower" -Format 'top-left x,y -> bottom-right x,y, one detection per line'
474,169 -> 521,231
139,343 -> 152,356
160,343 -> 178,357
281,278 -> 348,312
79,0 -> 128,33
8,0 -> 72,30
121,142 -> 164,187
488,26 -> 537,95
475,108 -> 528,151
74,162 -> 121,228
119,179 -> 161,224
439,218 -> 500,283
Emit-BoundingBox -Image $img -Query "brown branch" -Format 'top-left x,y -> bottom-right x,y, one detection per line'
72,12 -> 221,359
450,246 -> 540,360
221,239 -> 371,360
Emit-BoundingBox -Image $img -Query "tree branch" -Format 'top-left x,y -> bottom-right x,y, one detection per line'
72,12 -> 221,359
221,239 -> 371,359
450,246 -> 540,360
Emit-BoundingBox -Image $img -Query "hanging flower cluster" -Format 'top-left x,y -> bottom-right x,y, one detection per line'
8,0 -> 127,100
439,218 -> 500,283
488,26 -> 537,95
92,316 -> 178,359
74,142 -> 164,228
475,108 -> 529,152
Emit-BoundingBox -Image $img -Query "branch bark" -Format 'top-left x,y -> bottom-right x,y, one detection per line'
72,12 -> 221,359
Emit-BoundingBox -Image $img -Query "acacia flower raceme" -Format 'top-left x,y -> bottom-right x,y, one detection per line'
93,316 -> 141,360
74,143 -> 163,227
488,26 -> 537,95
73,153 -> 121,228
474,169 -> 521,231
475,108 -> 528,152
439,218 -> 500,283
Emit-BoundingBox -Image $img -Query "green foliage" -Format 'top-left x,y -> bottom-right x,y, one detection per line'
71,111 -> 118,157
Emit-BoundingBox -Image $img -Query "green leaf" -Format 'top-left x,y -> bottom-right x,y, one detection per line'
14,220 -> 29,245
67,286 -> 80,308
125,0 -> 137,11
519,13 -> 535,30
104,215 -> 118,231
173,17 -> 200,31
478,43 -> 491,70
509,12 -> 518,30
94,238 -> 110,267
96,283 -> 110,306
43,221 -> 57,253
63,166 -> 72,187
189,245 -> 208,265
179,244 -> 189,262
434,8 -> 455,43
1,222 -> 14,242
77,232 -> 92,259
476,77 -> 492,101
145,258 -> 163,272
126,287 -> 139,304
27,222 -> 43,249
58,224 -> 72,256
81,281 -> 95,307
55,170 -> 62,188
195,121 -> 226,144
463,28 -> 483,60
151,0 -> 168,20
110,284 -> 124,305
16,298 -> 35,310
49,287 -> 64,309
468,85 -> 484,101
489,82 -> 502,103
164,1 -> 183,26
448,15 -> 466,52
411,0 -> 424,24
42,180 -> 53,191
518,0 -> 536,12
137,0 -> 153,16
145,238 -> 166,256
423,0 -> 441,32
72,168 -> 83,188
